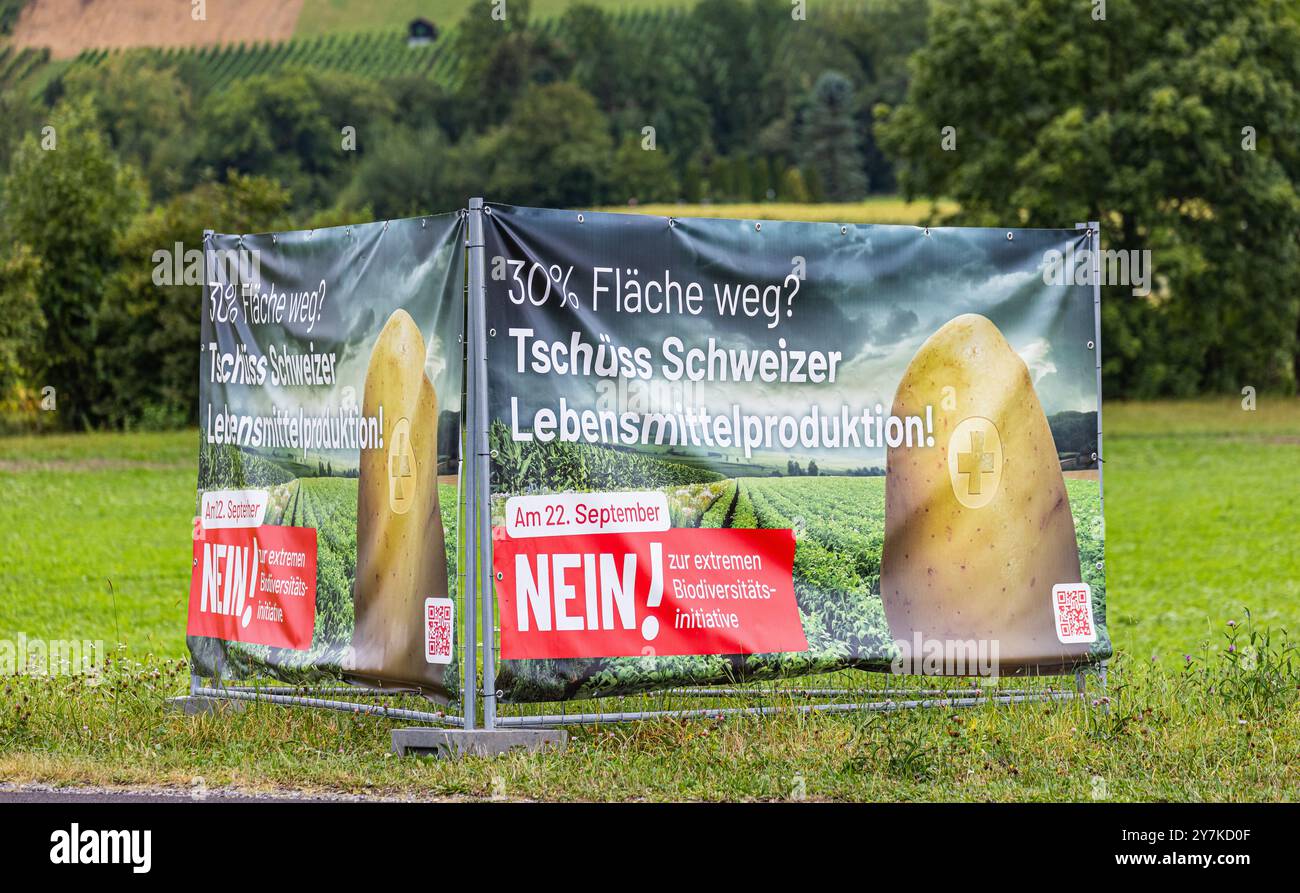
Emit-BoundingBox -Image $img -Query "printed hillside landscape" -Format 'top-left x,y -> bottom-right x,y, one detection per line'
191,454 -> 463,690
488,428 -> 1107,700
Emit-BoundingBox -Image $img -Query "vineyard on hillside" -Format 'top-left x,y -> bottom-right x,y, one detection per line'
11,7 -> 679,94
2,1 -> 873,96
0,44 -> 47,89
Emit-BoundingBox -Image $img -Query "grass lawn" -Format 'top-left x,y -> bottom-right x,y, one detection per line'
1103,399 -> 1300,662
1,397 -> 1297,799
0,431 -> 195,658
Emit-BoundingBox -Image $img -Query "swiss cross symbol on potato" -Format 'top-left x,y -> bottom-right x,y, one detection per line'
387,416 -> 417,514
946,416 -> 1003,508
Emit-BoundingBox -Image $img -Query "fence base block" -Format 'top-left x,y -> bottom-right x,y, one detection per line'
391,728 -> 568,759
165,695 -> 247,716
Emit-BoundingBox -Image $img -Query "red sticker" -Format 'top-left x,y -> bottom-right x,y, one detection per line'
188,525 -> 318,651
494,527 -> 807,659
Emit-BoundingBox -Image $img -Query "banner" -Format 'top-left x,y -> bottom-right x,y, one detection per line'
483,204 -> 1109,701
187,214 -> 465,700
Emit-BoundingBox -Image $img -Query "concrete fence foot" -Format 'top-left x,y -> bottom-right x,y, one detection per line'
391,728 -> 567,759
165,695 -> 246,716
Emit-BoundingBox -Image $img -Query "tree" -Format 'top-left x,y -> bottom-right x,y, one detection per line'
683,0 -> 790,156
607,135 -> 679,205
825,0 -> 930,193
801,71 -> 869,201
559,3 -> 712,167
487,83 -> 612,207
95,174 -> 290,428
380,75 -> 461,141
196,69 -> 394,214
344,125 -> 469,219
779,166 -> 811,203
558,3 -> 623,111
0,86 -> 45,175
62,56 -> 195,198
451,0 -> 570,133
0,243 -> 44,417
876,0 -> 1300,395
682,158 -> 705,203
1,99 -> 146,428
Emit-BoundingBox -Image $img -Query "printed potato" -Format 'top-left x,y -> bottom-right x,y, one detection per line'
880,313 -> 1090,672
349,309 -> 449,696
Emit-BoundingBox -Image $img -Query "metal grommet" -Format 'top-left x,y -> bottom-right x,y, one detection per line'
1095,561 -> 1104,571
422,218 -> 426,227
489,327 -> 496,337
495,571 -> 503,581
484,206 -> 492,216
840,226 -> 847,235
577,213 -> 585,224
1006,232 -> 1014,241
490,449 -> 498,459
271,234 -> 276,244
668,218 -> 676,228
1091,452 -> 1099,461
923,227 -> 930,237
1087,340 -> 1095,349
755,222 -> 762,232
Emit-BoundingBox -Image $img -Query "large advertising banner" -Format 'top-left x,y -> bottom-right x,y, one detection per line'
483,204 -> 1109,702
187,214 -> 465,700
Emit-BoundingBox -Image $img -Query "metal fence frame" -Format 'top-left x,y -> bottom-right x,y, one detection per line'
189,209 -> 1108,731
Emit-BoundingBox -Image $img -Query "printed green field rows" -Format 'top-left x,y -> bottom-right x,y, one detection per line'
490,420 -> 723,493
295,477 -> 358,648
732,477 -> 890,658
699,480 -> 737,528
746,477 -> 886,580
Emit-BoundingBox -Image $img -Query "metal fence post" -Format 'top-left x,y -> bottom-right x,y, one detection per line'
196,228 -> 215,701
1078,220 -> 1107,705
467,198 -> 497,729
461,208 -> 482,732
1080,220 -> 1105,521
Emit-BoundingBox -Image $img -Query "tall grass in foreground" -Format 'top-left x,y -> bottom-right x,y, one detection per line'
1,616 -> 1295,800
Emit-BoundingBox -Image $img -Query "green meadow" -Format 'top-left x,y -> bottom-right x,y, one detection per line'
4,398 -> 1295,665
0,397 -> 1297,800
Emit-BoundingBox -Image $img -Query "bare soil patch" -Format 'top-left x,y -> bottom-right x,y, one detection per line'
11,0 -> 304,59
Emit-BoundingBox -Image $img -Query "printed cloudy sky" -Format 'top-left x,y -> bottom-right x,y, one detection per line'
207,213 -> 465,428
485,206 -> 1099,462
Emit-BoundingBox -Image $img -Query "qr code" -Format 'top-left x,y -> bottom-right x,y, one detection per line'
1051,583 -> 1096,644
424,597 -> 455,665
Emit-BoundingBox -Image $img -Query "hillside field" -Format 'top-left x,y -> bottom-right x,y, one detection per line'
8,0 -> 303,58
295,0 -> 695,37
3,0 -> 696,60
